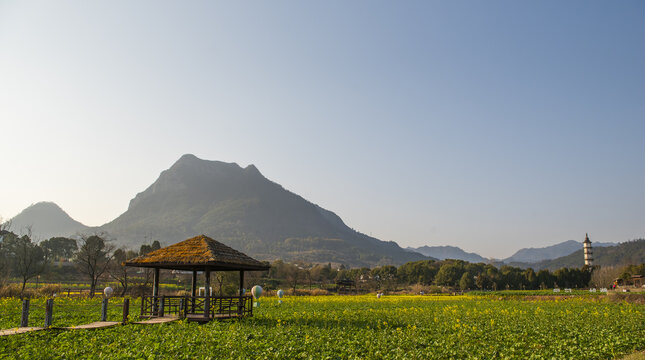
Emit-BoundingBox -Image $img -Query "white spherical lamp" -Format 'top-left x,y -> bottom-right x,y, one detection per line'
104,287 -> 114,298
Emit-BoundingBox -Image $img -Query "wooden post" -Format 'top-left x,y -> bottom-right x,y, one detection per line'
191,270 -> 197,313
44,299 -> 53,327
239,271 -> 245,295
152,268 -> 160,315
20,299 -> 30,327
191,270 -> 197,297
204,269 -> 210,319
179,297 -> 185,319
101,298 -> 108,321
122,298 -> 130,324
140,295 -> 145,316
159,295 -> 165,317
239,271 -> 245,316
153,268 -> 160,297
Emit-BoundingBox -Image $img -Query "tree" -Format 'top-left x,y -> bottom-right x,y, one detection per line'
523,268 -> 538,290
475,273 -> 489,290
459,272 -> 474,290
3,232 -> 48,294
40,237 -> 78,261
134,241 -> 161,292
435,262 -> 463,287
590,266 -> 621,288
0,227 -> 8,285
536,269 -> 554,289
74,234 -> 114,298
372,265 -> 398,291
285,263 -> 304,295
397,260 -> 437,285
108,248 -> 138,296
310,263 -> 333,289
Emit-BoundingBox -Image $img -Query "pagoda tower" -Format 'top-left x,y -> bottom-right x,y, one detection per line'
583,233 -> 593,266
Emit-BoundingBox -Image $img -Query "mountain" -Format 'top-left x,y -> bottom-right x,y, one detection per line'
5,202 -> 90,240
408,245 -> 487,263
503,240 -> 616,264
513,239 -> 645,271
98,154 -> 427,267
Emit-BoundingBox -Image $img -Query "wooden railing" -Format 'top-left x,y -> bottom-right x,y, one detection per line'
141,295 -> 253,319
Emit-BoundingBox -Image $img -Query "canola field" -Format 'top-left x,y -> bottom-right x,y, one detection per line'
1,294 -> 644,359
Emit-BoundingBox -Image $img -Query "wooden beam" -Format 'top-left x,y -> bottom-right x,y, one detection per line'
153,268 -> 160,297
239,271 -> 245,316
204,269 -> 210,319
191,270 -> 197,297
153,268 -> 160,315
191,270 -> 197,314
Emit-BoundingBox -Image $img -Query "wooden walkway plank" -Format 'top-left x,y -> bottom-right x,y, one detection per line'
59,321 -> 120,330
0,317 -> 180,336
133,316 -> 179,325
0,327 -> 44,336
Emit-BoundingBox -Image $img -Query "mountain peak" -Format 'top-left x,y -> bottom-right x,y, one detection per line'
178,153 -> 199,161
102,155 -> 427,266
15,201 -> 69,217
173,153 -> 201,165
169,154 -> 244,172
8,201 -> 88,239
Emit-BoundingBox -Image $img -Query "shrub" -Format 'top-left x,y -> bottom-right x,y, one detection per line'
38,284 -> 62,297
0,284 -> 35,298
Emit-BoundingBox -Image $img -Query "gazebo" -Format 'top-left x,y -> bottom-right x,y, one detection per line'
125,234 -> 270,322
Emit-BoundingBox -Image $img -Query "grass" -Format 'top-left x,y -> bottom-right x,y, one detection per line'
0,294 -> 644,359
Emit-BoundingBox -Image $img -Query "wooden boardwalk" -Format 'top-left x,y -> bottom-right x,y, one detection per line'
0,317 -> 179,336
133,316 -> 179,325
0,327 -> 44,336
60,321 -> 121,330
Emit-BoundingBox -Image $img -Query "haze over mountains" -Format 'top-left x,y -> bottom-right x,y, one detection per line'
405,239 -> 616,265
502,239 -> 616,264
512,239 -> 645,271
407,245 -> 487,263
8,202 -> 89,239
5,154 -> 633,268
6,155 -> 427,267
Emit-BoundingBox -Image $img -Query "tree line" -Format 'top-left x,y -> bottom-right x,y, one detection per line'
265,259 -> 596,294
2,226 -> 643,298
0,228 -> 162,297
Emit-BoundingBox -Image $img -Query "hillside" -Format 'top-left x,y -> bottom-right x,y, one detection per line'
503,239 -> 616,263
512,239 -> 645,271
5,202 -> 90,240
98,154 -> 427,266
408,245 -> 487,263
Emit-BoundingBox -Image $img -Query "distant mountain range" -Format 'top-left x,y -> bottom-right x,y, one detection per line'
4,154 -> 427,267
407,245 -> 488,263
4,154 -> 637,269
405,239 -> 617,265
509,239 -> 645,271
502,239 -> 616,264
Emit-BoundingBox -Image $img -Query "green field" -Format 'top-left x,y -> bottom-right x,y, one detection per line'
0,297 -> 132,329
1,295 -> 644,359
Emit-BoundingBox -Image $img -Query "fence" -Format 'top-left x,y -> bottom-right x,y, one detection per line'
140,295 -> 253,319
7,298 -> 131,329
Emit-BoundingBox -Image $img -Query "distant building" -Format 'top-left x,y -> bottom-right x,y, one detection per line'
583,233 -> 593,266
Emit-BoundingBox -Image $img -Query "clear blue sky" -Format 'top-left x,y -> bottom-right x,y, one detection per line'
1,1 -> 643,258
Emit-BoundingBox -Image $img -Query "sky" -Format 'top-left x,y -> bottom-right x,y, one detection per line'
1,1 -> 644,258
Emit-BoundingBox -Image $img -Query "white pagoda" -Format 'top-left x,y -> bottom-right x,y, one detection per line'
583,233 -> 593,266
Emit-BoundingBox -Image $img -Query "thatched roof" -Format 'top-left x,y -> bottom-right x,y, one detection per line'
124,235 -> 270,271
